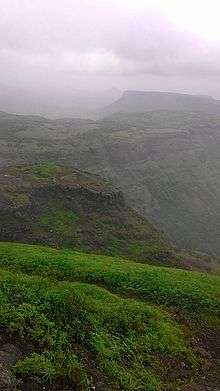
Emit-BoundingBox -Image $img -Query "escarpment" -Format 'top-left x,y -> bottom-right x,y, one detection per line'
0,163 -> 216,272
0,170 -> 125,213
0,163 -> 172,264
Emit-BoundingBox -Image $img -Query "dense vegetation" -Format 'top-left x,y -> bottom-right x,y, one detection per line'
0,242 -> 219,390
0,243 -> 219,314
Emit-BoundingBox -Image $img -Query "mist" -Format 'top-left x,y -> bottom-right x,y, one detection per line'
1,0 -> 220,116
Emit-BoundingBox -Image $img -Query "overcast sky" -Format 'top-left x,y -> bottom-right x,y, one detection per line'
1,0 -> 220,114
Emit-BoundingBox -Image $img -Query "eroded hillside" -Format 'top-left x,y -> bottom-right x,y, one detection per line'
0,104 -> 219,258
0,163 -> 177,266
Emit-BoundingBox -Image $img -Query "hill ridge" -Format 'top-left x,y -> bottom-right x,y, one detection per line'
102,90 -> 220,116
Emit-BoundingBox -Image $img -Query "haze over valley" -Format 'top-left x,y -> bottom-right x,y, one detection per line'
0,1 -> 220,390
1,90 -> 220,257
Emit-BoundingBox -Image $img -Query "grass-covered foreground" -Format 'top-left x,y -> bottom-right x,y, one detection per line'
0,242 -> 219,390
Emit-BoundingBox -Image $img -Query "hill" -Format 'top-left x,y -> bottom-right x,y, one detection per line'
102,91 -> 220,116
0,106 -> 219,259
0,162 -> 174,265
0,242 -> 219,391
96,110 -> 220,257
1,162 -> 217,272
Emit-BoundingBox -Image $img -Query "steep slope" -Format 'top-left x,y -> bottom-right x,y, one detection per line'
0,162 -> 174,265
102,90 -> 220,116
52,110 -> 220,258
0,106 -> 219,259
0,242 -> 219,391
94,110 -> 220,257
1,162 -> 216,272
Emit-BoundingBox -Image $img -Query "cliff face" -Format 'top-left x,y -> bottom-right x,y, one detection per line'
0,105 -> 219,260
0,166 -> 124,211
0,163 -> 173,265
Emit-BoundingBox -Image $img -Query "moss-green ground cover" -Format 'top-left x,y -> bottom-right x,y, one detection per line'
0,242 -> 219,390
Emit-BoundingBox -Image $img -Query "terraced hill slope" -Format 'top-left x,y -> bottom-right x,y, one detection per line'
0,242 -> 219,391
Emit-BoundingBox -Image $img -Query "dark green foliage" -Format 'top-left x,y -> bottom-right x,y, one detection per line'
14,352 -> 89,389
37,210 -> 79,235
20,162 -> 65,180
0,265 -> 189,390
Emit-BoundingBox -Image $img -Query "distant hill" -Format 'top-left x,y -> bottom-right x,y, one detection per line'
0,84 -> 120,118
102,90 -> 220,116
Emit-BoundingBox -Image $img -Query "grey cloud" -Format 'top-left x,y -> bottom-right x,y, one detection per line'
0,0 -> 220,115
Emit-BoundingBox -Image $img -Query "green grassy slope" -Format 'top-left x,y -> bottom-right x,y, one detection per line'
0,242 -> 219,390
0,243 -> 219,314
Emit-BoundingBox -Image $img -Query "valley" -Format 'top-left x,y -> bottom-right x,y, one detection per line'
0,93 -> 220,257
0,91 -> 220,390
1,0 -> 220,389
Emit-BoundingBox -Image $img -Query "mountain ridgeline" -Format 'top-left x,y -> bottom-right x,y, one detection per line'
102,90 -> 220,116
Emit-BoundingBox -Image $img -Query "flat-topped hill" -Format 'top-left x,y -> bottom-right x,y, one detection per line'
102,90 -> 220,116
